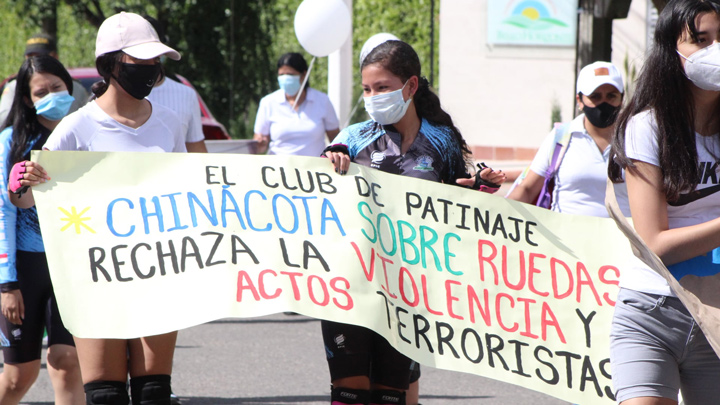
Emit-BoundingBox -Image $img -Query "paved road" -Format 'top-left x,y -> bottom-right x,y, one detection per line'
11,313 -> 567,404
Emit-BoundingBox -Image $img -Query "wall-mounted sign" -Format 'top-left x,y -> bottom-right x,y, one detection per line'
488,0 -> 578,46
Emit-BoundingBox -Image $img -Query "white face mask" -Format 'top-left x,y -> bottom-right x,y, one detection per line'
678,43 -> 720,91
363,80 -> 412,125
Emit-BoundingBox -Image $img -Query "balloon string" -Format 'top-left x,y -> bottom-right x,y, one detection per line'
343,93 -> 364,129
294,56 -> 316,111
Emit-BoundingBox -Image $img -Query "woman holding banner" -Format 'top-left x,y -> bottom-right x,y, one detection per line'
253,52 -> 340,156
0,55 -> 83,405
322,40 -> 505,405
8,12 -> 185,405
609,0 -> 720,404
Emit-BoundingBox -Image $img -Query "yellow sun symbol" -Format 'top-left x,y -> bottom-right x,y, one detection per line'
521,7 -> 540,20
59,207 -> 96,234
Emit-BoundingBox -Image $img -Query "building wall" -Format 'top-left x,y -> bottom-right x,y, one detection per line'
439,0 -> 648,161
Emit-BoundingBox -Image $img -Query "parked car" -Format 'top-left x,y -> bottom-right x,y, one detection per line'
66,67 -> 231,140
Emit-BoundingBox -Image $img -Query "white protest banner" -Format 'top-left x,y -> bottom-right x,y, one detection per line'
33,151 -> 635,404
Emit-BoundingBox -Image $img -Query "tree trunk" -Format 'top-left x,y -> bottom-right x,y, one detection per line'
575,0 -> 613,94
41,0 -> 58,40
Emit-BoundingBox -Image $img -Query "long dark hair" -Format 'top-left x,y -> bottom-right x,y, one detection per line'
362,40 -> 473,177
6,55 -> 73,166
91,51 -> 124,98
277,52 -> 310,89
609,0 -> 720,201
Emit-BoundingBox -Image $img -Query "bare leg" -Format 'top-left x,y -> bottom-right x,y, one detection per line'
127,331 -> 177,377
73,337 -> 129,383
406,380 -> 419,405
0,360 -> 40,405
46,344 -> 84,405
332,376 -> 371,390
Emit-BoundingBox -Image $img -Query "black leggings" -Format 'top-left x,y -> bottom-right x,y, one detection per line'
0,250 -> 74,364
322,320 -> 415,389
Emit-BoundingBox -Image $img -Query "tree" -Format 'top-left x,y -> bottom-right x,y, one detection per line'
1,0 -> 440,138
7,0 -> 60,38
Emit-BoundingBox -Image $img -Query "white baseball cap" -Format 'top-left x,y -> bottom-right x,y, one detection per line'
576,61 -> 624,95
95,12 -> 181,60
359,33 -> 399,66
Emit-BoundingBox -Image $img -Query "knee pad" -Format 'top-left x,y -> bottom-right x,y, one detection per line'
130,374 -> 171,405
370,389 -> 406,405
331,385 -> 370,405
84,380 -> 129,405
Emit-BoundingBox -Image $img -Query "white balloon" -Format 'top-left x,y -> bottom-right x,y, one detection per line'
294,0 -> 352,57
359,33 -> 400,66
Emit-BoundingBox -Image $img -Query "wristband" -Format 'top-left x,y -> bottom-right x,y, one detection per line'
0,282 -> 20,293
321,144 -> 349,157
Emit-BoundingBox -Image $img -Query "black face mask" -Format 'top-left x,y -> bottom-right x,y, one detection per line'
114,63 -> 161,100
582,102 -> 620,129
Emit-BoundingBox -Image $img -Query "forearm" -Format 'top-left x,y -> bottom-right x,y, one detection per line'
9,189 -> 35,209
640,218 -> 720,266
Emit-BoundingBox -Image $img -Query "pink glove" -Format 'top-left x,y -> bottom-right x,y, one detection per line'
8,161 -> 28,195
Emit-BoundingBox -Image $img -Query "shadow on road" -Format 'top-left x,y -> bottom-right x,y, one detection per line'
179,393 -> 492,404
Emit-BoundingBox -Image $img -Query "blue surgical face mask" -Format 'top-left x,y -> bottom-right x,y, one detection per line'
363,80 -> 412,125
278,74 -> 302,96
34,90 -> 74,121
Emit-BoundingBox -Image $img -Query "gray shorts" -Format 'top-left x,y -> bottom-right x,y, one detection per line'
610,288 -> 720,404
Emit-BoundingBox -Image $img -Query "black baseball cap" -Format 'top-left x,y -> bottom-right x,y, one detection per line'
24,33 -> 57,56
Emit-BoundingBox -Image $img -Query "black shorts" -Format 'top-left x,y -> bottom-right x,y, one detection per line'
410,361 -> 421,383
322,320 -> 416,389
0,251 -> 74,364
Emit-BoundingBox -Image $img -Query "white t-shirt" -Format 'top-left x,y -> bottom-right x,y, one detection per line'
44,100 -> 186,153
147,78 -> 204,144
621,110 -> 720,296
254,88 -> 339,157
529,114 -> 630,217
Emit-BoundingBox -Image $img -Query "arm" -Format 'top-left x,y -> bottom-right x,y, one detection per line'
506,126 -> 559,203
186,140 -> 208,153
506,170 -> 545,203
323,95 -> 340,143
253,96 -> 271,155
0,132 -> 23,325
185,88 -> 206,153
253,133 -> 270,155
627,161 -> 720,265
0,81 -> 14,128
326,128 -> 340,143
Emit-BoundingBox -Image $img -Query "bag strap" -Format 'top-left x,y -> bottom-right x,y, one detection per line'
546,123 -> 573,178
506,123 -> 573,197
533,123 -> 573,209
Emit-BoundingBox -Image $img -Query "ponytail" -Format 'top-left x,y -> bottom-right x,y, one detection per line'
93,51 -> 123,98
413,76 -> 472,165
